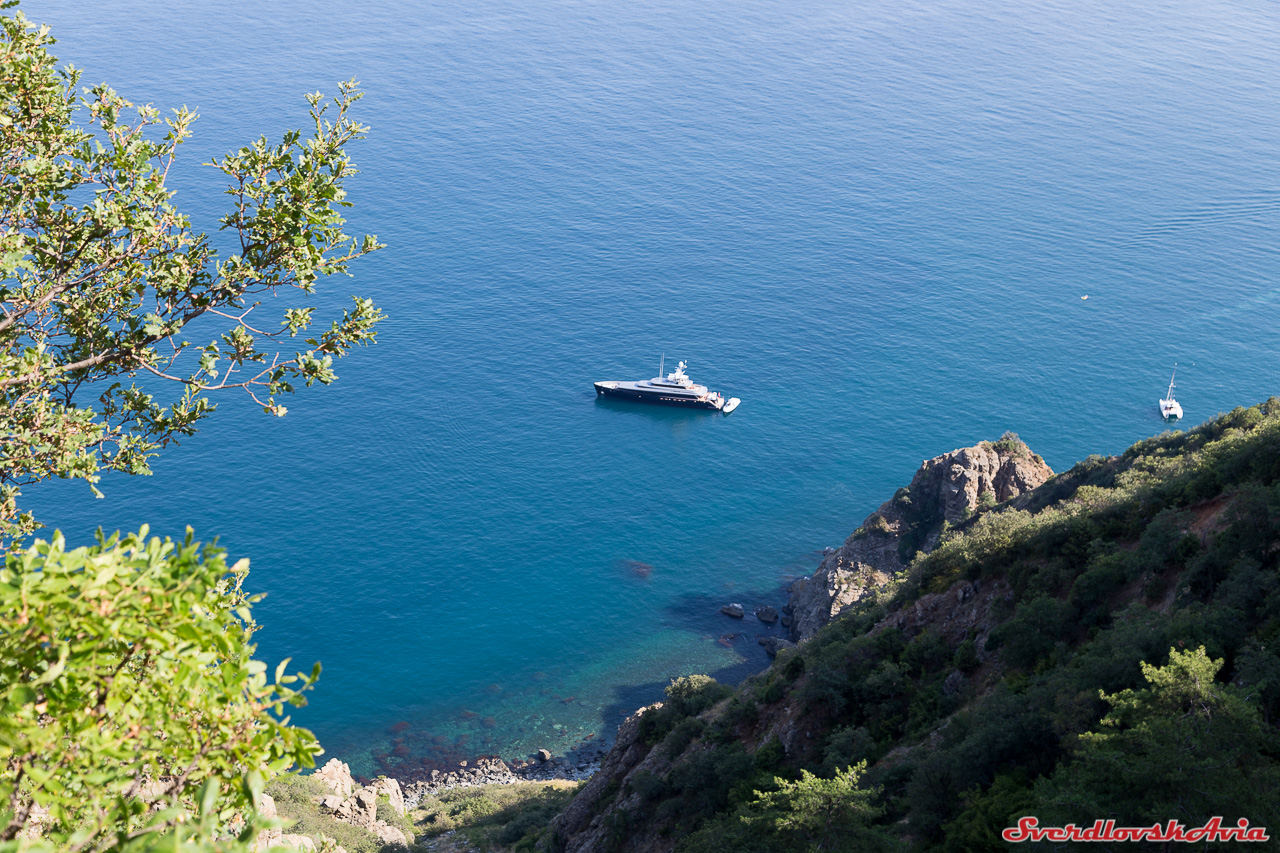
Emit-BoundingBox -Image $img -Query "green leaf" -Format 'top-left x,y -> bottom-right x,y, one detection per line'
32,643 -> 69,685
198,779 -> 219,819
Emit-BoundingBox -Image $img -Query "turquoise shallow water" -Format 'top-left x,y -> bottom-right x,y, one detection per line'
19,0 -> 1280,778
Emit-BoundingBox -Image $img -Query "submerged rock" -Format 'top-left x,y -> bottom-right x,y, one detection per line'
618,559 -> 654,580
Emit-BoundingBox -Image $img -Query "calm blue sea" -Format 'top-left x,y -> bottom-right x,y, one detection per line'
19,0 -> 1280,778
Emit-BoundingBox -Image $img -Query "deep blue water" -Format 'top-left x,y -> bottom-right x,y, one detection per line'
20,0 -> 1280,777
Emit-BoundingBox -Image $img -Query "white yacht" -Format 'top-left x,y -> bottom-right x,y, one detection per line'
1159,367 -> 1183,420
595,358 -> 739,412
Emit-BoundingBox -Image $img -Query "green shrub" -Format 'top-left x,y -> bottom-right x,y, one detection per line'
987,596 -> 1073,670
940,772 -> 1035,853
754,737 -> 786,771
375,793 -> 415,843
448,791 -> 499,820
953,639 -> 980,673
714,695 -> 759,734
758,675 -> 786,704
742,763 -> 897,852
821,726 -> 874,775
664,744 -> 756,821
992,431 -> 1025,454
902,630 -> 951,676
798,662 -> 850,716
1068,553 -> 1130,625
865,513 -> 893,534
665,674 -> 732,717
628,769 -> 667,803
662,717 -> 706,758
637,704 -> 677,745
414,781 -> 579,849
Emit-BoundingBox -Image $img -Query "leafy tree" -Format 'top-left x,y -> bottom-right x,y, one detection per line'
0,528 -> 320,852
744,763 -> 897,853
939,772 -> 1033,853
0,4 -> 383,850
986,595 -> 1072,670
663,675 -> 731,717
1236,640 -> 1280,723
1034,646 -> 1280,839
0,6 -> 383,543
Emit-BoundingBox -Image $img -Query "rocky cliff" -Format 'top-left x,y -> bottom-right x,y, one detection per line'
546,406 -> 1280,853
539,434 -> 1053,853
539,403 -> 1280,852
785,434 -> 1052,640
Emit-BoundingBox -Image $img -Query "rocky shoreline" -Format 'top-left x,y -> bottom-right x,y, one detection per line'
361,440 -> 1051,811
269,748 -> 609,852
400,745 -> 610,808
548,435 -> 1058,852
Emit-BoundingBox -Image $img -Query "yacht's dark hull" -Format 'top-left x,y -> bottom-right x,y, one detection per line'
594,382 -> 722,409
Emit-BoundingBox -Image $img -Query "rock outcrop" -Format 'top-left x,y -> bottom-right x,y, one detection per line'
253,794 -> 328,853
366,777 -> 406,819
310,758 -> 410,847
314,757 -> 356,801
758,635 -> 797,657
786,436 -> 1051,640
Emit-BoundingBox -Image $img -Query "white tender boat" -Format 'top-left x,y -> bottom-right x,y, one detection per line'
1159,367 -> 1183,420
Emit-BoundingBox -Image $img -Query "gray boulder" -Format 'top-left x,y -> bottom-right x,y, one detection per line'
761,637 -> 798,657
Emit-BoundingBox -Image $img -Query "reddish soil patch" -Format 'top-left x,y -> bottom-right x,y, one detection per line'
1189,495 -> 1232,540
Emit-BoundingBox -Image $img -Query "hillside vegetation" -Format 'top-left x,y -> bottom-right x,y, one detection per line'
547,401 -> 1280,852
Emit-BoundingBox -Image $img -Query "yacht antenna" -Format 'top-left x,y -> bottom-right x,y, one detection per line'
660,353 -> 664,377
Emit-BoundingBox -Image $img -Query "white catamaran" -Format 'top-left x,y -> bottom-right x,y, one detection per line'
1159,366 -> 1183,420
